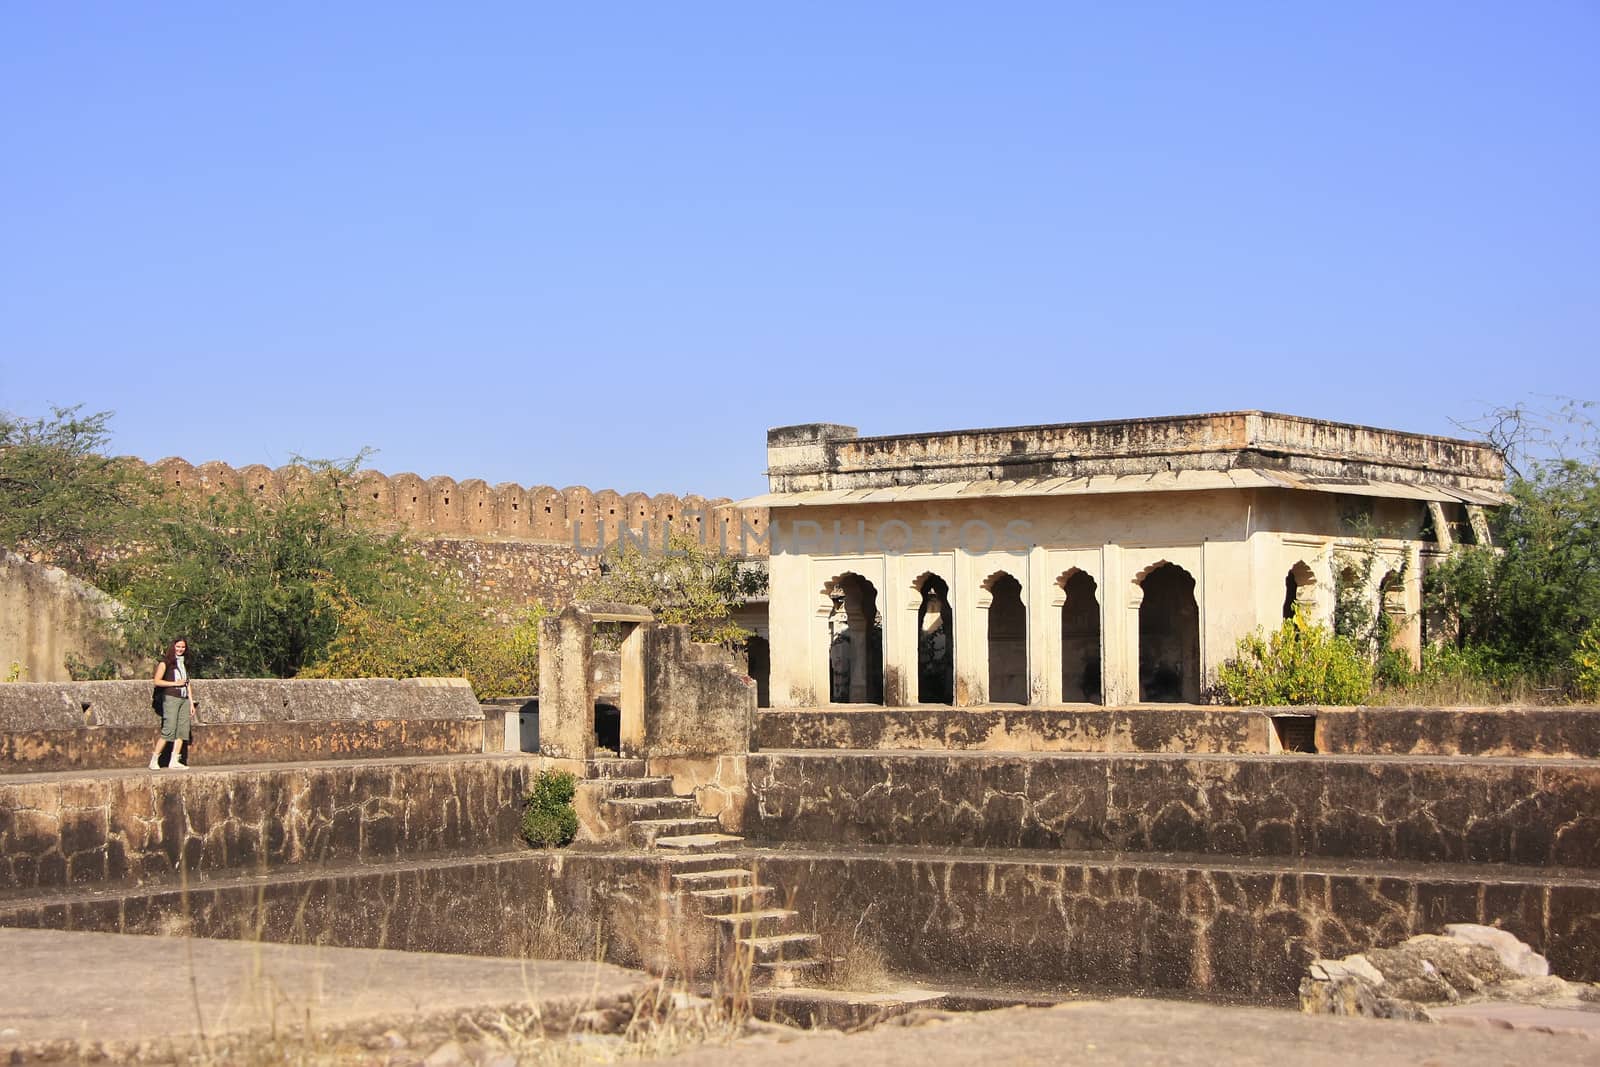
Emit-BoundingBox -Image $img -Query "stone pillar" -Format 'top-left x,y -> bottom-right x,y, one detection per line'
1100,543 -> 1133,705
537,605 -> 595,761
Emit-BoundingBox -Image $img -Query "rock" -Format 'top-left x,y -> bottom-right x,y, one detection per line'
423,1039 -> 466,1066
1444,923 -> 1551,978
1302,926 -> 1598,1029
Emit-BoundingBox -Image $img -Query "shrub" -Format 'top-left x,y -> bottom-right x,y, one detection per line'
520,770 -> 579,848
1575,622 -> 1600,703
1217,609 -> 1373,706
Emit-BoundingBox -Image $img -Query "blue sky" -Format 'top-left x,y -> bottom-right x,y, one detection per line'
2,2 -> 1595,498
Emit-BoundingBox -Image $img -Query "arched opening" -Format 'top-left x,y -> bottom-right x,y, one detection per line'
915,575 -> 954,705
826,573 -> 883,705
1283,561 -> 1316,620
1137,563 -> 1200,703
986,573 -> 1028,705
745,635 -> 771,709
1059,571 -> 1101,704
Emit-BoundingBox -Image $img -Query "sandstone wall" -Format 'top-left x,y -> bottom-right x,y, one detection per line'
144,457 -> 769,555
743,751 -> 1600,866
755,706 -> 1273,753
0,678 -> 485,773
755,851 -> 1600,995
0,551 -> 130,683
0,755 -> 537,893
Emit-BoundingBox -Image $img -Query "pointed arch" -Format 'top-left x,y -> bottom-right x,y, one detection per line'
1136,562 -> 1199,703
912,572 -> 954,705
822,572 -> 883,705
1284,560 -> 1317,619
984,570 -> 1027,705
1058,569 -> 1102,704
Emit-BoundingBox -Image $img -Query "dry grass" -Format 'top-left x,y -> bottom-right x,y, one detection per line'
806,904 -> 896,993
1368,675 -> 1563,706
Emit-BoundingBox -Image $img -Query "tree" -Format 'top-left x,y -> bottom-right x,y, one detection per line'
578,529 -> 767,644
1426,400 -> 1600,682
0,406 -> 159,579
115,453 -> 441,677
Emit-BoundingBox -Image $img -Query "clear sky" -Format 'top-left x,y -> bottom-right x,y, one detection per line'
2,2 -> 1595,499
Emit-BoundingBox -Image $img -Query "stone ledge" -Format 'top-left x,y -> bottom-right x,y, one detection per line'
0,677 -> 482,731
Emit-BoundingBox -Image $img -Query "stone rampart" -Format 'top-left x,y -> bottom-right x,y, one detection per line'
144,457 -> 770,555
0,678 -> 484,773
0,755 -> 537,894
743,751 -> 1600,867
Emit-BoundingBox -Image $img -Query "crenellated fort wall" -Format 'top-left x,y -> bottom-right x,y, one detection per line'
126,458 -> 770,619
142,457 -> 771,553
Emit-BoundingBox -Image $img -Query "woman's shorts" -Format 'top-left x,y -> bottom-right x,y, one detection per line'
160,695 -> 192,742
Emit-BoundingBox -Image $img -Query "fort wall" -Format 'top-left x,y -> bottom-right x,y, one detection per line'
142,457 -> 770,555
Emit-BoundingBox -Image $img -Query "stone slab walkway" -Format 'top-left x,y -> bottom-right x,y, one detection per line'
661,999 -> 1600,1067
0,927 -> 649,1052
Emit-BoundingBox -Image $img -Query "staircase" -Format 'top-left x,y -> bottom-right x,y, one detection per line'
583,758 -> 831,989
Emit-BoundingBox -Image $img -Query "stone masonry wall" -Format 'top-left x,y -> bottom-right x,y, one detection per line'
755,851 -> 1600,995
0,756 -> 538,894
744,751 -> 1600,867
0,678 -> 485,773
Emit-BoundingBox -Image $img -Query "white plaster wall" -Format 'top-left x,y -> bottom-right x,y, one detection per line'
765,489 -> 1433,707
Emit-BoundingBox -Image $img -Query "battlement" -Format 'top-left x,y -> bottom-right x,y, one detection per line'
140,458 -> 771,553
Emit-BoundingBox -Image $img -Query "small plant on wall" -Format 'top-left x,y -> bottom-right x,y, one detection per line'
520,770 -> 579,848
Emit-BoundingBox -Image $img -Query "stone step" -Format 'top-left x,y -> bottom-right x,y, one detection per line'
653,851 -> 746,872
603,796 -> 702,822
753,957 -> 833,989
738,932 -> 822,963
670,867 -> 754,891
686,884 -> 775,911
652,833 -> 745,855
704,907 -> 798,934
750,986 -> 948,1031
590,776 -> 675,799
585,758 -> 649,779
629,819 -> 724,848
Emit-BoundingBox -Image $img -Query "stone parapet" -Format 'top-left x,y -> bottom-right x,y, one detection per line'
765,411 -> 1505,494
755,707 -> 1272,753
743,751 -> 1600,868
1315,706 -> 1600,760
0,678 -> 485,773
0,755 -> 538,894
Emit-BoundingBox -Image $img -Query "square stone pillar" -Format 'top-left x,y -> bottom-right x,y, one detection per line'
537,604 -> 595,761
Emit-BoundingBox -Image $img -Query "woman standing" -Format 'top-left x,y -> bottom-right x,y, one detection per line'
149,639 -> 199,770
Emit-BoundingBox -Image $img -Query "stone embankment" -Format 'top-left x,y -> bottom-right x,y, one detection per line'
740,704 -> 1600,999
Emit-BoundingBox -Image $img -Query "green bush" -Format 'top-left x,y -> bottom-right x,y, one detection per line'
1217,609 -> 1373,706
1575,622 -> 1600,703
520,770 -> 579,848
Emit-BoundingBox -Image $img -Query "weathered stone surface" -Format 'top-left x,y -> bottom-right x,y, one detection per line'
644,627 -> 756,758
744,751 -> 1600,867
752,850 -> 1600,994
757,707 -> 1271,753
0,678 -> 486,773
1300,925 -> 1600,1023
1316,706 -> 1600,760
0,756 -> 539,892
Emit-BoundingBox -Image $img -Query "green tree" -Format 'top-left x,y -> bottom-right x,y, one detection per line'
1426,400 -> 1600,680
0,406 -> 160,579
578,528 -> 767,644
116,453 -> 441,677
